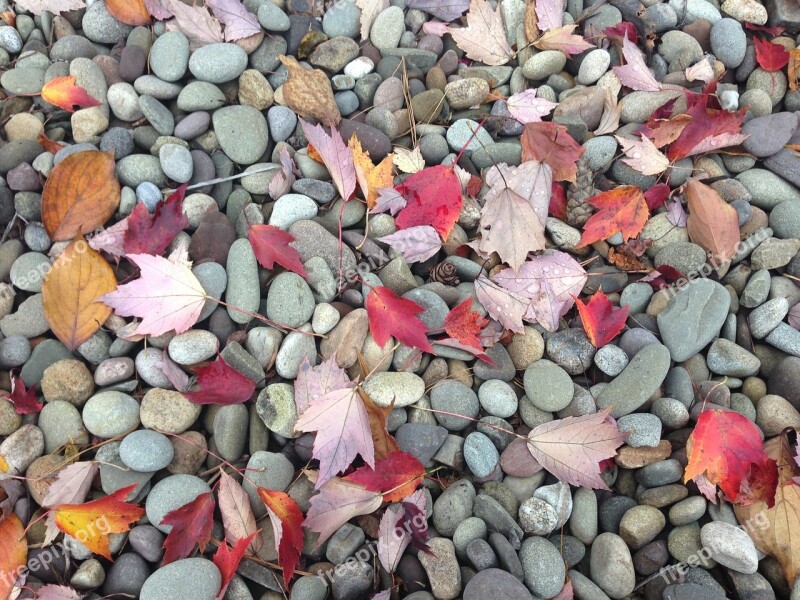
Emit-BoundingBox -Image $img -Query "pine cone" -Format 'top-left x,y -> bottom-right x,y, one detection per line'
428,262 -> 460,286
566,153 -> 598,227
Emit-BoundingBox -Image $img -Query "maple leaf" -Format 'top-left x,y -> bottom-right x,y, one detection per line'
371,188 -> 407,216
248,224 -> 309,279
303,473 -> 383,546
300,120 -> 356,201
393,146 -> 425,174
640,113 -> 691,149
356,0 -> 388,40
343,451 -> 425,502
521,122 -> 584,183
145,0 -> 173,19
394,165 -> 463,239
378,503 -> 410,573
549,180 -> 568,220
124,184 -> 189,256
575,291 -> 629,348
527,409 -> 629,489
506,89 -> 558,124
474,275 -> 529,333
164,0 -> 223,49
407,0 -> 469,21
295,385 -> 375,488
595,89 -> 622,136
358,386 -> 400,460
535,0 -> 563,31
444,298 -> 488,352
604,22 -> 638,45
754,37 -> 790,72
685,178 -> 740,264
157,348 -> 190,391
41,76 -> 101,112
685,59 -> 716,84
218,471 -> 260,552
101,244 -> 207,336
399,490 -> 431,552
14,0 -> 84,14
204,0 -> 260,41
42,461 -> 98,508
666,198 -> 688,227
350,134 -> 394,208
380,226 -> 442,264
448,0 -> 513,66
613,34 -> 662,91
213,532 -> 257,600
0,514 -> 26,600
616,134 -> 669,176
644,182 -> 671,211
366,286 -> 433,352
577,186 -> 649,247
534,24 -> 593,57
89,219 -> 129,259
294,355 -> 353,416
258,488 -> 304,588
667,98 -> 748,161
485,161 -> 552,226
685,409 -> 778,507
182,355 -> 256,405
640,265 -> 685,290
2,373 -> 42,414
36,584 -> 82,600
268,146 -> 297,200
159,492 -> 215,564
53,484 -> 145,560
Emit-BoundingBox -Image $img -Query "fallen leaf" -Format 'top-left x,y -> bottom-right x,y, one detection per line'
42,150 -> 120,241
145,0 -> 173,19
393,146 -> 425,174
282,57 -> 341,125
13,0 -> 83,15
398,490 -> 431,552
42,236 -> 117,350
640,264 -> 685,290
685,178 -> 740,263
577,186 -> 649,247
379,226 -> 442,264
534,24 -> 593,57
106,0 -> 150,24
371,188 -> 407,216
473,275 -> 530,333
553,579 -> 574,600
356,0 -> 389,40
745,22 -> 785,36
506,89 -> 558,124
666,198 -> 688,227
258,488 -> 304,588
218,471 -> 260,552
616,134 -> 670,176
527,409 -> 629,489
159,492 -> 215,564
644,182 -> 671,211
407,0 -> 469,21
2,374 -> 42,415
535,0 -> 563,31
789,303 -> 800,330
366,286 -> 433,352
790,48 -> 800,91
685,59 -> 716,84
205,0 -> 260,41
521,121 -> 584,182
444,298 -> 488,353
294,356 -> 353,417
641,113 -> 692,149
350,134 -> 394,207
394,165 -> 463,239
35,584 -> 82,600
524,0 -> 539,43
378,503 -> 409,573
595,89 -> 621,135
302,473 -> 383,546
448,0 -> 514,66
40,76 -> 101,112
164,0 -> 223,49
0,514 -> 26,600
358,386 -> 399,461
183,355 -> 256,405
754,37 -> 790,72
295,385 -> 375,488
53,484 -> 145,560
123,184 -> 189,257
157,349 -> 190,391
268,146 -> 297,200
213,533 -> 257,600
37,132 -> 65,155
607,246 -> 651,271
248,224 -> 309,279
612,34 -> 662,92
344,451 -> 425,502
685,409 -> 778,506
42,461 -> 98,508
575,290 -> 629,348
301,119 -> 355,201
667,98 -> 748,161
88,219 -> 129,259
550,180 -> 568,220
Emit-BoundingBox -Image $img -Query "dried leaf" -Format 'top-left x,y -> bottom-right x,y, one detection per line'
258,488 -> 304,588
157,349 -> 190,391
444,298 -> 489,353
13,0 -> 83,15
219,471 -> 260,551
506,89 -> 558,124
160,492 -> 215,564
534,24 -> 593,57
474,274 -> 530,333
616,134 -> 669,176
41,76 -> 101,112
666,198 -> 688,227
282,56 -> 341,125
144,0 -> 173,19
366,286 -> 432,352
754,37 -> 790,72
789,48 -> 800,91
268,146 -> 296,200
2,374 -> 42,415
124,183 -> 189,257
358,386 -> 399,461
0,515 -> 27,600
42,150 -> 120,241
685,178 -> 740,263
407,0 -> 469,21
577,186 -> 649,247
667,99 -> 748,161
303,473 -> 383,546
248,224 -> 309,279
535,0 -> 563,31
394,165 -> 463,239
213,533 -> 257,600
343,451 -> 425,502
378,503 -> 409,573
106,0 -> 150,25
595,89 -> 621,135
42,461 -> 98,508
357,0 -> 389,40
575,290 -> 629,348
612,34 -> 662,91
380,226 -> 442,264
301,119 -> 355,200
42,236 -> 117,350
422,21 -> 450,36
685,59 -> 716,84
88,219 -> 128,259
393,146 -> 425,174
350,134 -> 394,207
524,0 -> 539,43
371,188 -> 407,216
521,121 -> 584,182
205,0 -> 260,41
36,585 -> 82,600
448,0 -> 514,66
164,0 -> 223,49
294,355 -> 353,417
182,355 -> 256,405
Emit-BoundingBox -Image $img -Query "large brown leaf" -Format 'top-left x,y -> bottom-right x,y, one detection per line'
106,0 -> 150,25
280,55 -> 341,125
685,178 -> 740,263
42,236 -> 117,350
734,431 -> 800,586
42,150 -> 120,241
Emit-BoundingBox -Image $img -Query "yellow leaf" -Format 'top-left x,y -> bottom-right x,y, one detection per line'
348,134 -> 394,208
0,455 -> 7,473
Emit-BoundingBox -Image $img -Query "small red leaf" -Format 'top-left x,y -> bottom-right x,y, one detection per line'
394,165 -> 463,239
124,184 -> 189,256
644,182 -> 670,211
366,286 -> 432,352
640,265 -> 685,290
182,356 -> 256,405
398,497 -> 431,553
754,37 -> 790,72
604,22 -> 637,44
577,186 -> 649,247
745,22 -> 785,37
575,290 -> 629,347
549,181 -> 568,220
444,298 -> 488,352
2,373 -> 42,414
160,492 -> 215,565
213,532 -> 257,600
344,452 -> 425,502
248,224 -> 309,279
258,488 -> 304,588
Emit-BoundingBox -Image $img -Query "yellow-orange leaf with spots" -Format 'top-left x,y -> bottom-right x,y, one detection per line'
349,134 -> 394,208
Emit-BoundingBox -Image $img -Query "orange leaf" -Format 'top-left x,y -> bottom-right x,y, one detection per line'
358,384 -> 400,461
789,48 -> 800,91
349,134 -> 394,207
37,132 -> 65,155
160,492 -> 215,565
53,484 -> 145,560
0,514 -> 26,600
106,0 -> 150,25
521,121 -> 584,182
575,290 -> 629,348
258,489 -> 303,588
213,532 -> 258,600
40,76 -> 102,112
42,150 -> 121,241
685,178 -> 740,264
577,186 -> 649,247
344,451 -> 425,502
42,236 -> 117,350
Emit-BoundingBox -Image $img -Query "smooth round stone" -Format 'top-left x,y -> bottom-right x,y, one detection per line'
140,558 -> 220,600
213,403 -> 249,461
519,537 -> 565,598
464,568 -> 532,599
212,105 -> 269,165
95,357 -> 135,387
322,0 -> 361,38
38,401 -> 89,454
267,106 -> 297,142
146,474 -> 212,533
523,360 -> 573,412
370,6 -> 404,50
135,348 -> 172,388
257,2 -> 290,31
620,505 -> 666,549
82,391 -> 140,438
149,31 -> 189,82
446,119 -> 494,153
82,1 -> 133,43
523,51 -> 566,80
226,239 -> 260,325
139,95 -> 174,136
430,380 -> 480,431
361,372 -> 425,408
119,430 -> 174,472
669,496 -> 707,526
269,193 -> 318,229
243,451 -> 295,517
9,252 -> 49,292
266,272 -> 315,328
40,358 -> 94,405
117,155 -> 166,188
188,43 -> 247,83
710,18 -> 746,68
177,82 -> 226,111
0,27 -> 21,53
167,330 -> 218,365
140,388 -> 201,434
464,432 -> 500,478
174,111 -> 210,140
478,379 -> 518,418
594,344 -> 629,376
700,521 -> 759,573
129,525 -> 165,563
577,49 -> 611,85
159,143 -> 193,183
256,383 -> 296,438
589,533 -> 636,598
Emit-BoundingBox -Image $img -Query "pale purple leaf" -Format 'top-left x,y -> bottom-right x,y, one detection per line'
407,0 -> 469,22
422,21 -> 450,36
268,146 -> 297,200
164,0 -> 224,49
371,188 -> 407,216
41,461 -> 98,508
377,504 -> 410,573
486,161 -> 552,226
300,119 -> 356,202
145,0 -> 173,19
433,337 -> 493,364
35,585 -> 82,600
506,89 -> 558,124
303,473 -> 383,546
789,303 -> 800,330
89,219 -> 129,258
205,0 -> 261,41
157,348 -> 190,391
535,0 -> 563,31
474,274 -> 528,333
372,591 -> 392,600
294,355 -> 353,416
612,34 -> 663,92
666,199 -> 688,227
380,226 -> 442,264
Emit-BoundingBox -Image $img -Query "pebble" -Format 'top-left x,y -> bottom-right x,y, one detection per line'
120,430 -> 174,472
430,380 -> 480,430
140,558 -> 220,600
212,105 -> 270,165
519,537 -> 566,598
590,533 -> 636,599
700,521 -> 759,573
523,360 -> 573,412
82,391 -> 140,439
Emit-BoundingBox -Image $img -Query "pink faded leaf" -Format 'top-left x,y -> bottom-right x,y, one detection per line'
506,89 -> 558,124
294,355 -> 353,416
616,134 -> 669,176
613,34 -> 662,91
695,472 -> 719,503
41,461 -> 98,508
685,59 -> 716,84
88,219 -> 129,258
422,21 -> 450,36
535,0 -> 563,31
157,349 -> 190,392
303,473 -> 383,546
205,0 -> 260,41
666,198 -> 688,227
485,161 -> 551,226
534,24 -> 593,57
474,275 -> 528,333
357,0 -> 389,40
164,0 -> 223,49
372,591 -> 392,600
35,585 -> 82,600
407,0 -> 469,22
434,337 -> 493,364
301,120 -> 356,201
269,146 -> 297,200
380,226 -> 442,264
218,471 -> 261,552
13,0 -> 84,16
145,0 -> 173,19
378,503 -> 410,573
595,90 -> 621,135
371,188 -> 407,216
295,387 -> 375,488
448,0 -> 513,66
527,408 -> 629,489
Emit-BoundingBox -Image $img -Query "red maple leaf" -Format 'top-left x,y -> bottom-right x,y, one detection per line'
394,165 -> 463,239
365,286 -> 432,352
640,265 -> 685,290
182,356 -> 257,405
521,121 -> 585,182
444,298 -> 488,352
549,181 -> 568,220
258,489 -> 304,588
160,492 -> 215,564
667,97 -> 748,161
577,186 -> 649,247
213,532 -> 257,600
2,373 -> 42,414
575,290 -> 629,348
644,182 -> 670,211
466,175 -> 482,199
754,37 -> 790,72
344,451 -> 425,502
603,22 -> 637,45
124,184 -> 189,256
248,224 -> 309,280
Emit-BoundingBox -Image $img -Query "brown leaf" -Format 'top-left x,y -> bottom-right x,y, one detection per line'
279,55 -> 341,125
685,178 -> 740,263
106,0 -> 150,25
448,0 -> 513,66
357,385 -> 399,461
789,48 -> 800,91
524,0 -> 539,43
42,236 -> 117,350
607,247 -> 651,272
42,150 -> 120,241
